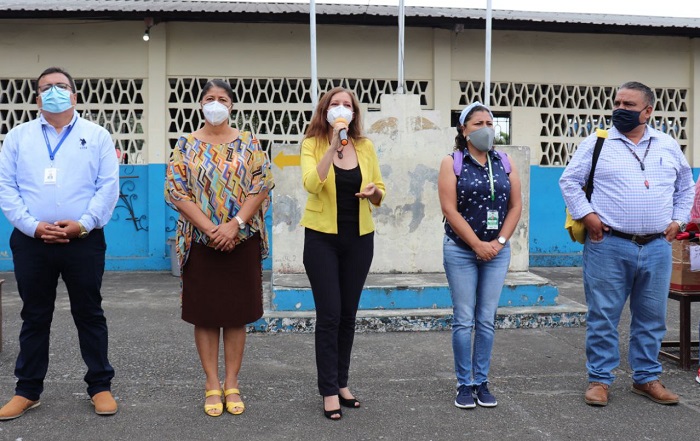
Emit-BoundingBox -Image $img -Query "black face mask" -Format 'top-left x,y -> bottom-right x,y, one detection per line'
612,108 -> 644,133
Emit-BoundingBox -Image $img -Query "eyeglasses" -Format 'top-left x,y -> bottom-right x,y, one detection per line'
38,83 -> 72,93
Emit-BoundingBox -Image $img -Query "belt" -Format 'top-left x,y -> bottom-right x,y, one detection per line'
609,229 -> 664,245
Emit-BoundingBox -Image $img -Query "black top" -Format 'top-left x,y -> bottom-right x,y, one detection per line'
334,164 -> 361,225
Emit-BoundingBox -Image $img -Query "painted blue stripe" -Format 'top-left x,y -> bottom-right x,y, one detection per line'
271,283 -> 558,311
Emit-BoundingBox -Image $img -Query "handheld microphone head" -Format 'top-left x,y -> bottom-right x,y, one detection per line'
334,117 -> 349,146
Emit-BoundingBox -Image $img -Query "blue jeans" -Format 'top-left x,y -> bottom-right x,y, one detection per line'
443,235 -> 510,387
583,232 -> 672,385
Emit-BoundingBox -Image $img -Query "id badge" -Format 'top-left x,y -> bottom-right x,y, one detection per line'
486,210 -> 499,230
44,168 -> 58,185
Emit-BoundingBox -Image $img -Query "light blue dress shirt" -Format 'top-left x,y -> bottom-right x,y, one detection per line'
0,111 -> 119,238
560,125 -> 695,235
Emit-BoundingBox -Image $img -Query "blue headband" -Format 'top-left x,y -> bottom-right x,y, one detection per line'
459,101 -> 494,125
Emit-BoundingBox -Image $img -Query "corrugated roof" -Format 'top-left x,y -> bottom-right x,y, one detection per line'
0,1 -> 698,35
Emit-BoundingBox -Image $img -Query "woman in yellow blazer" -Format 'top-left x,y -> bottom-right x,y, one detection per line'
300,87 -> 385,421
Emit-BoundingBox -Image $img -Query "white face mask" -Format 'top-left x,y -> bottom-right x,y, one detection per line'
326,105 -> 353,126
202,101 -> 230,126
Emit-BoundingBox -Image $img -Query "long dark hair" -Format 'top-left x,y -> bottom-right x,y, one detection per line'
454,104 -> 491,152
304,87 -> 364,144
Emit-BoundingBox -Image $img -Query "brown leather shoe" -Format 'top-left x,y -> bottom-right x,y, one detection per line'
631,380 -> 679,405
584,382 -> 609,406
0,395 -> 40,420
90,391 -> 118,415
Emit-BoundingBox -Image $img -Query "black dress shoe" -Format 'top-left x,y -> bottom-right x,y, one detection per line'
339,396 -> 360,408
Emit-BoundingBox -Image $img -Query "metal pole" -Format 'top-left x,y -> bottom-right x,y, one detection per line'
484,0 -> 492,107
310,0 -> 318,111
397,0 -> 405,94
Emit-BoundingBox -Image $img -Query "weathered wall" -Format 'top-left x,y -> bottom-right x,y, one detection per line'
272,94 -> 530,274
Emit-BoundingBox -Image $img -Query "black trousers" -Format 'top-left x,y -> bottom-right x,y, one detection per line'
303,224 -> 374,396
10,228 -> 114,401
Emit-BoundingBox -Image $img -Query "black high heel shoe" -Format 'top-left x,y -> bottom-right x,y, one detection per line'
323,407 -> 342,420
339,396 -> 361,408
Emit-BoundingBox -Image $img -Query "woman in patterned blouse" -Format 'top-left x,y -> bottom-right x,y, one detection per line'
438,102 -> 522,410
165,79 -> 274,417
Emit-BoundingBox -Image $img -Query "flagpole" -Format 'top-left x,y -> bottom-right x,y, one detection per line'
397,0 -> 405,94
310,0 -> 318,110
484,0 -> 492,107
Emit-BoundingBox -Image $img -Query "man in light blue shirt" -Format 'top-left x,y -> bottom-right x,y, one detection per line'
560,81 -> 694,407
0,67 -> 119,419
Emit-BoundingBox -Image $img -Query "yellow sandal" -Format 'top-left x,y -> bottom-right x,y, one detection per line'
224,388 -> 245,415
204,389 -> 223,417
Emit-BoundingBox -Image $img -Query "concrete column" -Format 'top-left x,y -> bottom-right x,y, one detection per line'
146,22 -> 168,166
432,28 -> 452,127
690,39 -> 699,168
145,22 -> 168,259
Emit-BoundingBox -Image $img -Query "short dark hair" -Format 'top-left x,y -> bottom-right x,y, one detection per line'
199,79 -> 234,102
36,67 -> 77,93
619,81 -> 655,108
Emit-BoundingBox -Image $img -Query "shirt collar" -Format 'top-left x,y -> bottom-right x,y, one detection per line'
608,124 -> 657,144
39,110 -> 79,129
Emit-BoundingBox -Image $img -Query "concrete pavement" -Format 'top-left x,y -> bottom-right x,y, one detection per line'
0,268 -> 699,441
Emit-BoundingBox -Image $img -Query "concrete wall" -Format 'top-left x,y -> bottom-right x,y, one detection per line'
0,18 -> 698,270
272,94 -> 530,274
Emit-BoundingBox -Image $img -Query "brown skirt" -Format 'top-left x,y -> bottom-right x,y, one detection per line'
181,232 -> 263,327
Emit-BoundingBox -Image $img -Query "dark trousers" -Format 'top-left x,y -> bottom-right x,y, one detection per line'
10,228 -> 114,401
303,224 -> 374,396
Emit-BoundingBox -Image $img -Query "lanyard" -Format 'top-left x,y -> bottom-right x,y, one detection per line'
625,138 -> 652,171
624,138 -> 653,189
486,153 -> 495,202
42,123 -> 74,162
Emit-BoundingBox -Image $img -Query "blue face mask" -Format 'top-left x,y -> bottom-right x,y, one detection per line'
41,87 -> 73,113
612,108 -> 643,133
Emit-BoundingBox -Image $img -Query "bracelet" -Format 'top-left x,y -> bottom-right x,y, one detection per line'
234,215 -> 246,228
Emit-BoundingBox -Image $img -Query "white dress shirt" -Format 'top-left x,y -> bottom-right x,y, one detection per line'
0,111 -> 119,237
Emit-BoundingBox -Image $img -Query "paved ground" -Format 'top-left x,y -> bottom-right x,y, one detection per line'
0,268 -> 699,441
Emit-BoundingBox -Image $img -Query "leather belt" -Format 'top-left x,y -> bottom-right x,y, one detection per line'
609,229 -> 664,245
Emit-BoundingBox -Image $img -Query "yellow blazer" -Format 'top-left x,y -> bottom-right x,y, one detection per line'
300,136 -> 386,235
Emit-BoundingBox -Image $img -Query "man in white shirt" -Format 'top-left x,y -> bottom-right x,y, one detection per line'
0,67 -> 119,419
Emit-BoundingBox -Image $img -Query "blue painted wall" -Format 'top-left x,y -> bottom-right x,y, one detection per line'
0,164 -> 272,272
1,165 -> 695,271
529,166 -> 583,267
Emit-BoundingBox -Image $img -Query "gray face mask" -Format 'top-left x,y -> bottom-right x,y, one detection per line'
467,127 -> 495,152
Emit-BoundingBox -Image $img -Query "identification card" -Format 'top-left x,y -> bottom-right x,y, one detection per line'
486,210 -> 499,230
44,168 -> 57,185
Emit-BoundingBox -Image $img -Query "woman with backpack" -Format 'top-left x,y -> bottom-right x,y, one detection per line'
437,101 -> 522,409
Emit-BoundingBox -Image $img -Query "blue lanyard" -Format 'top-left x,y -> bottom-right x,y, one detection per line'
42,123 -> 74,161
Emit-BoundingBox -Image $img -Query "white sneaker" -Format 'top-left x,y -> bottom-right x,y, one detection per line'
696,368 -> 700,385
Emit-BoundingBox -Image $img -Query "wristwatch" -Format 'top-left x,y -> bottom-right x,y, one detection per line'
674,220 -> 687,232
234,215 -> 246,229
497,236 -> 507,245
78,223 -> 89,239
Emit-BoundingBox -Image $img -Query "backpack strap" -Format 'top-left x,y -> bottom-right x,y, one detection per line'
495,150 -> 511,174
453,149 -> 512,175
584,128 -> 608,202
452,150 -> 463,176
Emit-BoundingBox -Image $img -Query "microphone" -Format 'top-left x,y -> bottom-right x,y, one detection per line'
333,117 -> 349,146
339,128 -> 348,146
